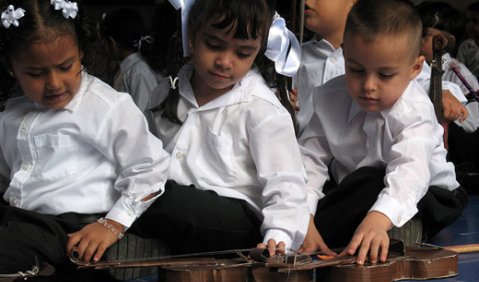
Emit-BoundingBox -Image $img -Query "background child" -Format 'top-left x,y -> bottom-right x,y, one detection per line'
0,0 -> 169,278
419,1 -> 479,193
457,1 -> 479,79
299,0 -> 467,265
100,7 -> 159,112
293,0 -> 468,135
140,0 -> 309,256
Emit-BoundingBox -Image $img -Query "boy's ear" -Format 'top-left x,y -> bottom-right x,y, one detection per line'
410,55 -> 425,80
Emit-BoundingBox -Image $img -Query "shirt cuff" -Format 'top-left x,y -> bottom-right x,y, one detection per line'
106,192 -> 162,228
307,190 -> 323,215
369,194 -> 418,227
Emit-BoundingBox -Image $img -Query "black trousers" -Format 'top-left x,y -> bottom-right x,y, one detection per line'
0,180 -> 262,276
314,167 -> 468,249
0,202 -> 113,281
131,180 -> 262,255
448,122 -> 479,166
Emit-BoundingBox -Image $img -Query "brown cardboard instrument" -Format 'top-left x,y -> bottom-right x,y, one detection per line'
70,239 -> 470,282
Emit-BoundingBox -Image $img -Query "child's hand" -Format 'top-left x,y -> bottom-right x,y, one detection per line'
257,238 -> 286,257
340,211 -> 392,265
289,88 -> 300,112
298,215 -> 336,256
442,90 -> 468,122
66,219 -> 124,263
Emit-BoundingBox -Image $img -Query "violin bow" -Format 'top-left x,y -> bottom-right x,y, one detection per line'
449,63 -> 479,103
417,242 -> 479,254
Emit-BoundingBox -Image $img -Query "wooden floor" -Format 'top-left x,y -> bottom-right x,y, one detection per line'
407,194 -> 479,282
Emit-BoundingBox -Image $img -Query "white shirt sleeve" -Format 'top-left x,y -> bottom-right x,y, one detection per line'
97,97 -> 170,228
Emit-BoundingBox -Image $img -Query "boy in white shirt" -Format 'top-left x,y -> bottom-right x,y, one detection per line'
294,0 -> 468,134
299,0 -> 467,265
418,1 -> 479,186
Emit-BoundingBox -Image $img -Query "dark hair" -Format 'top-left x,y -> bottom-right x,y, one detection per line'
100,7 -> 155,68
149,2 -> 179,74
0,0 -> 96,107
417,2 -> 463,55
418,2 -> 463,40
344,0 -> 422,60
467,1 -> 479,13
155,0 -> 297,131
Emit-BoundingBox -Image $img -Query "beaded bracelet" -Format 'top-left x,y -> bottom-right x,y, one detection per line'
97,217 -> 124,240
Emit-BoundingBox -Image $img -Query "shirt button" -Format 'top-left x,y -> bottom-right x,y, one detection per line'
175,152 -> 184,159
20,128 -> 27,135
330,57 -> 337,63
22,164 -> 30,170
10,198 -> 18,206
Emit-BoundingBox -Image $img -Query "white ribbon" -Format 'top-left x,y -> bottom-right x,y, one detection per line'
168,0 -> 195,57
265,13 -> 301,77
135,35 -> 154,54
50,0 -> 78,19
169,76 -> 179,90
1,5 -> 25,28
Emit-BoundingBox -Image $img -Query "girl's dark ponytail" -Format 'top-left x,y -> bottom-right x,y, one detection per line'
151,29 -> 186,125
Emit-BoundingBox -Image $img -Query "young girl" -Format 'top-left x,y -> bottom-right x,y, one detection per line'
140,0 -> 309,256
0,0 -> 169,277
100,7 -> 160,113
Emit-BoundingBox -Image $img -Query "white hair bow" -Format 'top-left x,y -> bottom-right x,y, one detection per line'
50,0 -> 78,19
265,13 -> 301,77
1,5 -> 25,28
168,0 -> 195,57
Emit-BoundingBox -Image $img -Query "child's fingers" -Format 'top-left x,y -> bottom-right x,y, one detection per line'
368,238 -> 380,264
356,239 -> 370,265
379,238 -> 389,262
83,241 -> 99,263
267,239 -> 278,257
93,242 -> 109,263
274,241 -> 286,255
75,240 -> 91,262
66,232 -> 82,256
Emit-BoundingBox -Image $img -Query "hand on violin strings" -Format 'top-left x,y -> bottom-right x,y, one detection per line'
340,211 -> 392,265
257,239 -> 286,257
298,214 -> 336,256
66,219 -> 123,263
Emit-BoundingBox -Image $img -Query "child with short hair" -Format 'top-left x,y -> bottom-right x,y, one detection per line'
457,1 -> 479,79
419,1 -> 479,133
100,7 -> 159,112
142,0 -> 309,256
0,0 -> 169,276
294,0 -> 468,134
299,0 -> 467,265
419,2 -> 479,176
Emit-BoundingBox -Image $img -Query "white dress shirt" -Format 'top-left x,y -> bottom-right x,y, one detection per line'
0,72 -> 170,228
457,38 -> 479,79
299,75 -> 459,228
441,53 -> 479,132
294,37 -> 345,134
113,52 -> 159,112
147,64 -> 309,249
294,37 -> 467,134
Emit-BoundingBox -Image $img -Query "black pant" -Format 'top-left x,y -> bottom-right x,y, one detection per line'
131,180 -> 262,255
0,205 -> 113,281
314,167 -> 468,248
